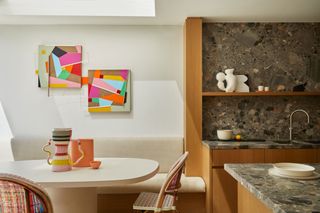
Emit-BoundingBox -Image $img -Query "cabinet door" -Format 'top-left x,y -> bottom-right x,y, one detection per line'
265,149 -> 318,163
212,168 -> 237,213
212,149 -> 265,167
238,183 -> 272,213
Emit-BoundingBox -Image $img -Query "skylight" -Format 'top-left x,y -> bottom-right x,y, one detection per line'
0,0 -> 155,17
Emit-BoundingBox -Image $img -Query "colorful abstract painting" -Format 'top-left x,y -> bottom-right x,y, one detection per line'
88,70 -> 131,112
38,45 -> 82,88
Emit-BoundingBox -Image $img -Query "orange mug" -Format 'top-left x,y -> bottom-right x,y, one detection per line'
70,139 -> 94,167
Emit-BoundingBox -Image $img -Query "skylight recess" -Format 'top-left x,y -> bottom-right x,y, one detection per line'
0,0 -> 155,17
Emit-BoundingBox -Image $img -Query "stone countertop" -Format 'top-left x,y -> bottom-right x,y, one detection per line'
224,164 -> 320,213
202,140 -> 320,149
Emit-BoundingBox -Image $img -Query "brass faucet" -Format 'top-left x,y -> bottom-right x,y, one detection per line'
289,109 -> 310,141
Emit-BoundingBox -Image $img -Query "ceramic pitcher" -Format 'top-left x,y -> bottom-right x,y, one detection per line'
42,128 -> 84,172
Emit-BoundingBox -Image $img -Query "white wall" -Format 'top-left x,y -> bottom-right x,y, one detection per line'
0,25 -> 183,138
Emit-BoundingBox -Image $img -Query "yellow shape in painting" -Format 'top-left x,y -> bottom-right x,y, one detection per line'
103,75 -> 124,81
35,69 -> 39,75
41,49 -> 47,55
50,84 -> 68,88
88,107 -> 112,112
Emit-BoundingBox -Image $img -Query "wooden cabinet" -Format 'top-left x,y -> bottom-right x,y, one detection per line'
212,169 -> 237,213
211,149 -> 264,213
212,149 -> 264,167
237,183 -> 272,213
265,149 -> 319,163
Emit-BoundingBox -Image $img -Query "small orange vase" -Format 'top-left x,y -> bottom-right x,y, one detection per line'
70,139 -> 94,167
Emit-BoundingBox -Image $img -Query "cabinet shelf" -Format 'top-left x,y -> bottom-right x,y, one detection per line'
202,91 -> 320,97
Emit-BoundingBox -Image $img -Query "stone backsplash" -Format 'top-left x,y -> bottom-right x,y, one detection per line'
202,23 -> 320,140
203,23 -> 320,92
203,96 -> 320,140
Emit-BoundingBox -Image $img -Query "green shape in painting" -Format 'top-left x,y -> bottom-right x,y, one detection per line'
92,98 -> 99,103
58,70 -> 70,80
120,81 -> 127,96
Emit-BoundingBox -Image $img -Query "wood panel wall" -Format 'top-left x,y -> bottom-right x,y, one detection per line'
183,17 -> 203,176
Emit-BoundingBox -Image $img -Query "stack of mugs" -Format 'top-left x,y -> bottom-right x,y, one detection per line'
51,128 -> 72,172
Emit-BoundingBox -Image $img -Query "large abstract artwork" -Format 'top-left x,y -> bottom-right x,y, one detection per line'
38,45 -> 82,88
88,70 -> 131,112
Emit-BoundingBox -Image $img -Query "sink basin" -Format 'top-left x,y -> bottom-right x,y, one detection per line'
272,139 -> 320,145
301,140 -> 320,145
214,139 -> 266,143
233,139 -> 266,143
272,140 -> 292,144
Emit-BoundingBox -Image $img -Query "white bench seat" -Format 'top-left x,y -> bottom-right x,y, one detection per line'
97,173 -> 205,194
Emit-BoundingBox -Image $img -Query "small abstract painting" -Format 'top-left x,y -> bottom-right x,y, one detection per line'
88,70 -> 131,112
38,45 -> 82,88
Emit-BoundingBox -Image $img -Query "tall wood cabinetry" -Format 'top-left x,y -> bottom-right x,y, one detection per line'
183,17 -> 203,177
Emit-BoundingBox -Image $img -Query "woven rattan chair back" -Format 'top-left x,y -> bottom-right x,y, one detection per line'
0,173 -> 53,213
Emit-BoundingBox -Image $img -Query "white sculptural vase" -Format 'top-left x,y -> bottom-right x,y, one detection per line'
224,69 -> 237,92
216,68 -> 249,93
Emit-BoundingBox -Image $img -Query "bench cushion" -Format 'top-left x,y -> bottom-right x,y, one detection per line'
11,137 -> 184,173
11,137 -> 48,161
97,173 -> 205,194
94,137 -> 183,173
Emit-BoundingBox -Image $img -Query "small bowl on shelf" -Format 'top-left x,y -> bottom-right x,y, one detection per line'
217,130 -> 233,140
90,160 -> 101,169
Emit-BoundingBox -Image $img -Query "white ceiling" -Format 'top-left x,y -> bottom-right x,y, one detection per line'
0,0 -> 155,17
0,0 -> 319,25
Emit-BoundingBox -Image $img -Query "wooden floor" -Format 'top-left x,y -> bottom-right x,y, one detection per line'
98,193 -> 206,213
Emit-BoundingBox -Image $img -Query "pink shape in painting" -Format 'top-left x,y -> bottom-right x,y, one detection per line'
120,70 -> 128,80
92,78 -> 118,94
50,77 -> 81,88
89,86 -> 100,98
59,53 -> 82,66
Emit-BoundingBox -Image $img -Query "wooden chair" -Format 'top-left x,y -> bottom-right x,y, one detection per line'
0,173 -> 53,213
133,152 -> 189,213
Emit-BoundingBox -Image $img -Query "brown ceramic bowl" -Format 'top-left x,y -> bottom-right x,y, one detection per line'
90,160 -> 101,169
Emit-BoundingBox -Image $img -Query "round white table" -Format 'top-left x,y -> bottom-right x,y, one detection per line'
0,158 -> 159,213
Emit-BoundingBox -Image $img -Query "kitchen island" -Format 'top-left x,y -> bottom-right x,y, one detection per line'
224,163 -> 320,213
201,140 -> 320,213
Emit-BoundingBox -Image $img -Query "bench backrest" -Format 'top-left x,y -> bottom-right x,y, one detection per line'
11,137 -> 184,173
